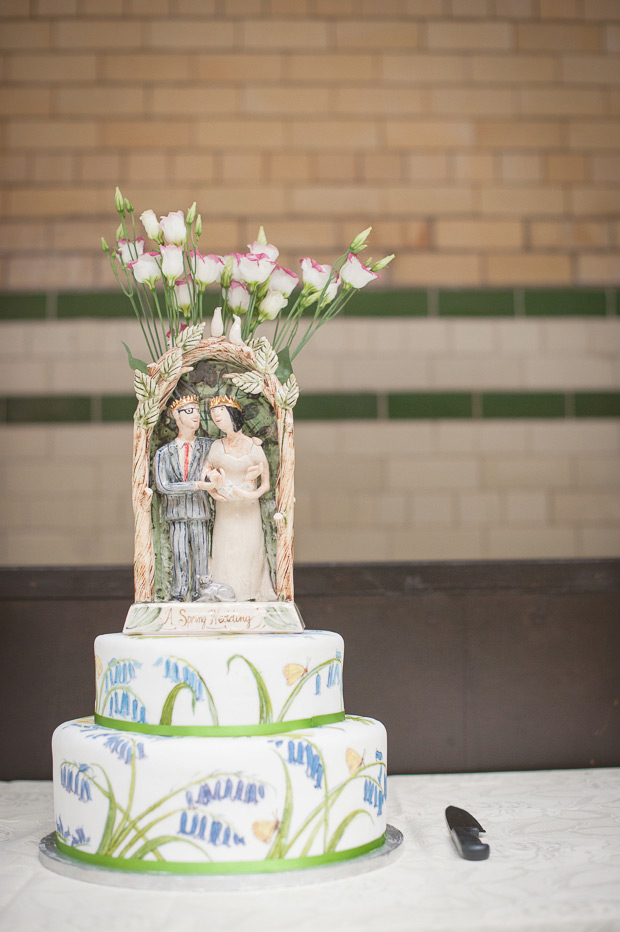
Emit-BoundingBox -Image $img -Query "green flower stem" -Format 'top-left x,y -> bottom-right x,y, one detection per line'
159,656 -> 218,726
107,747 -> 138,852
105,770 -> 240,856
150,286 -> 169,355
276,658 -> 342,723
281,760 -> 384,857
290,288 -> 356,361
118,806 -> 187,858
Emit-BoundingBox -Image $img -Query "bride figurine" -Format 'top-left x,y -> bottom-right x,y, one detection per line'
204,395 -> 277,602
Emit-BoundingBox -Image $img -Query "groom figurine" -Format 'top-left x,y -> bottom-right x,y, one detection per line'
154,393 -> 221,602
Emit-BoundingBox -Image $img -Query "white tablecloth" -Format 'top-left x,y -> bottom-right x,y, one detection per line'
1,769 -> 619,932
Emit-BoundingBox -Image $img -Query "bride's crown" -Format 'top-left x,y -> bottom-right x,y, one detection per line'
209,394 -> 242,411
170,393 -> 199,411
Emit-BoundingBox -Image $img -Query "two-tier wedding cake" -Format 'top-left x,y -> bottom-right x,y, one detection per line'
50,194 -> 394,876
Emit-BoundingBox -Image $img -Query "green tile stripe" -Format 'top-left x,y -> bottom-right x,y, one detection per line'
0,288 -> 618,320
2,392 -> 619,423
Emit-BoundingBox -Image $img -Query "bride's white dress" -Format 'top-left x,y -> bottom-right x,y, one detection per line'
207,438 -> 276,602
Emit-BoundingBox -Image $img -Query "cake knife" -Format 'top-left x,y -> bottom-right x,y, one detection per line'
445,806 -> 490,860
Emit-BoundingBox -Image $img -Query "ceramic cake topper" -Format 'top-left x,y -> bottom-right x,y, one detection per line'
102,189 -> 393,635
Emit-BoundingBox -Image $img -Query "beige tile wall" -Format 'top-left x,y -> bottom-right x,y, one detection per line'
1,416 -> 618,565
1,314 -> 618,565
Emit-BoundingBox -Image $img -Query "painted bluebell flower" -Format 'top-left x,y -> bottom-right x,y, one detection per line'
102,734 -> 145,765
108,689 -> 146,723
70,826 -> 90,847
376,749 -> 388,797
60,763 -> 92,802
287,740 -> 324,789
103,658 -> 141,692
178,811 -> 245,846
156,657 -> 206,702
363,777 -> 384,816
56,816 -> 90,847
190,777 -> 266,807
327,651 -> 342,689
315,673 -> 321,695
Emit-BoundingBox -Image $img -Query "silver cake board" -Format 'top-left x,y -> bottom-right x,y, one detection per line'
39,826 -> 403,891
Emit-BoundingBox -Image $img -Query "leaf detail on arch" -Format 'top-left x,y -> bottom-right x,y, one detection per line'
228,370 -> 265,396
134,370 -> 158,403
159,347 -> 183,384
276,374 -> 299,410
135,397 -> 160,429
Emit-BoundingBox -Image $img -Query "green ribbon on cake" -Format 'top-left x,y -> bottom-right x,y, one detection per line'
55,832 -> 385,874
93,710 -> 345,736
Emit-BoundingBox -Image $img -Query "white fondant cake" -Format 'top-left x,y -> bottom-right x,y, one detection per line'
52,631 -> 388,873
94,631 -> 344,732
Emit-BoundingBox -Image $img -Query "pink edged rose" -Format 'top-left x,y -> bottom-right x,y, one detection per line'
227,281 -> 251,314
193,252 -> 224,288
159,210 -> 186,246
237,252 -> 276,287
248,239 -> 279,262
174,279 -> 192,314
160,244 -> 184,283
340,252 -> 380,289
117,237 -> 145,266
128,251 -> 161,287
270,265 -> 299,297
258,290 -> 288,321
299,257 -> 333,292
140,209 -> 161,242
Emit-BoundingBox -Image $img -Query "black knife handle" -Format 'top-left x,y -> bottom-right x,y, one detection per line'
450,827 -> 490,861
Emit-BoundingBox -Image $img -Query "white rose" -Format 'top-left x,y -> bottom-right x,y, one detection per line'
174,279 -> 192,314
237,253 -> 275,286
227,281 -> 250,313
193,252 -> 224,287
300,257 -> 332,292
129,252 -> 161,287
258,290 -> 288,321
139,209 -> 161,241
160,244 -> 184,283
159,210 -> 186,246
270,265 -> 299,297
117,237 -> 144,266
340,252 -> 379,289
248,239 -> 279,262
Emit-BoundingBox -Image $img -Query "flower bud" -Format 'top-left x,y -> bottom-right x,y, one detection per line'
256,225 -> 268,246
186,201 -> 197,225
195,213 -> 203,237
349,226 -> 372,253
371,254 -> 395,272
220,256 -> 234,289
114,187 -> 125,214
101,237 -> 109,254
124,196 -> 133,214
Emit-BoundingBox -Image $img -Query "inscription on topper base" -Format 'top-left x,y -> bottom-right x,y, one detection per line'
123,601 -> 305,636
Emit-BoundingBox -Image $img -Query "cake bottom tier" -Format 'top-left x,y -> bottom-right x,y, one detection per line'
52,715 -> 387,873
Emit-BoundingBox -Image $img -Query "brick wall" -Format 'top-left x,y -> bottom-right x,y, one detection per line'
1,0 -> 620,289
1,1 -> 619,566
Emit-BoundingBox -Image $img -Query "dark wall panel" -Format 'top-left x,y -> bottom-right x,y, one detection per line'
1,561 -> 619,780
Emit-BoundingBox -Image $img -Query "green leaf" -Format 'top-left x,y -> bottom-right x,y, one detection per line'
326,809 -> 371,853
275,346 -> 293,384
227,655 -> 273,723
96,770 -> 118,856
122,342 -> 148,374
159,681 -> 191,726
267,756 -> 293,860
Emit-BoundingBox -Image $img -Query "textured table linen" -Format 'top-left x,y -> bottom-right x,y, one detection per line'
1,769 -> 619,932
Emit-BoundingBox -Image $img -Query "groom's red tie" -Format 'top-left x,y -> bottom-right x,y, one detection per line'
183,442 -> 190,481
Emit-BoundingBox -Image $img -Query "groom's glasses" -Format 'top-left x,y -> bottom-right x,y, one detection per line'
178,405 -> 199,415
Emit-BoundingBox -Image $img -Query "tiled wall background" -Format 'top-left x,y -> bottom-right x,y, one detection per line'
1,1 -> 619,565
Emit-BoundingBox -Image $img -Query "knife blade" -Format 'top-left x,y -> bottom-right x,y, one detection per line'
445,806 -> 490,860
